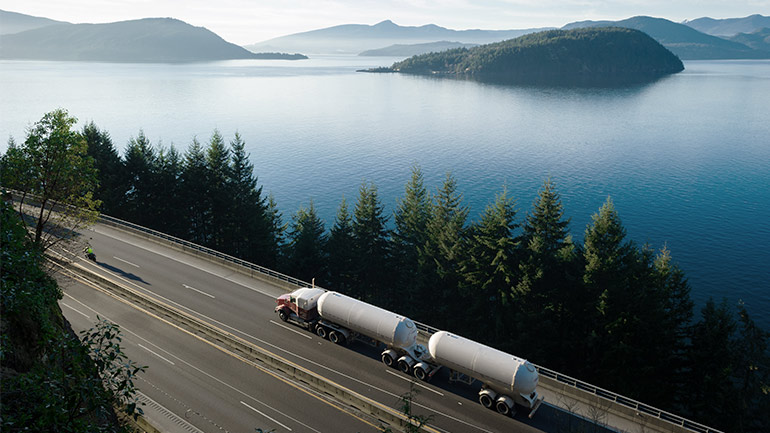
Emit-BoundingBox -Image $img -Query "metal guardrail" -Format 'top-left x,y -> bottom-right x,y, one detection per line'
97,212 -> 721,433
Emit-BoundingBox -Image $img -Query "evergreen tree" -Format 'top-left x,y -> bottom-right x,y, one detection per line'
392,165 -> 431,316
205,130 -> 231,251
420,173 -> 468,329
287,201 -> 327,284
265,193 -> 286,270
515,179 -> 579,364
352,182 -> 391,305
733,304 -> 770,433
81,122 -> 125,215
227,132 -> 274,266
122,131 -> 158,228
459,187 -> 520,347
327,198 -> 356,294
685,299 -> 739,429
154,145 -> 184,237
180,138 -> 211,245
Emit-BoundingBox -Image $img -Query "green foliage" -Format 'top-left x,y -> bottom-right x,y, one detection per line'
327,198 -> 356,294
390,27 -> 684,85
351,181 -> 391,305
1,201 -> 145,432
287,201 -> 327,283
0,108 -> 100,251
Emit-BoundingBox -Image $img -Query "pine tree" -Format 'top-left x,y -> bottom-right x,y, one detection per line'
287,201 -> 327,284
515,179 -> 578,363
205,130 -> 231,251
122,131 -> 157,228
459,187 -> 520,346
392,165 -> 431,316
327,198 -> 356,295
420,173 -> 468,329
82,122 -> 125,215
180,138 -> 211,245
154,145 -> 184,237
227,132 -> 274,266
352,182 -> 391,305
265,193 -> 286,270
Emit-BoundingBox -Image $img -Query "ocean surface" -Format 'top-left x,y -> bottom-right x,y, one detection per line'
2,57 -> 768,328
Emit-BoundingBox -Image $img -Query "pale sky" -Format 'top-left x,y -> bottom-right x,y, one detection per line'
3,0 -> 768,45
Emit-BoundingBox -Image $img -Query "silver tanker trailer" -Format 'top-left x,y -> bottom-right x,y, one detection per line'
428,330 -> 543,417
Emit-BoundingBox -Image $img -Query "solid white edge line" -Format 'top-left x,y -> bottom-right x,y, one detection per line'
384,370 -> 445,396
61,302 -> 90,319
182,283 -> 216,299
240,401 -> 292,431
138,343 -> 176,365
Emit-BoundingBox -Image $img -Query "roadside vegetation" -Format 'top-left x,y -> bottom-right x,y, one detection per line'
2,109 -> 768,432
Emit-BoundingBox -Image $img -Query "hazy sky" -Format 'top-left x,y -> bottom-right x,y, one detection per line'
4,1 -> 768,45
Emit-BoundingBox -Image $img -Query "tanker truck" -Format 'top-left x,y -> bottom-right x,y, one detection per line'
428,331 -> 543,418
275,288 -> 542,418
275,289 -> 441,380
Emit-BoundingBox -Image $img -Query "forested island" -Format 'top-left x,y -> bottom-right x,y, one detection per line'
2,110 -> 768,432
365,27 -> 684,85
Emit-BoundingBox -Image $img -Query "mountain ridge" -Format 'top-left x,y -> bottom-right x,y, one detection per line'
0,16 -> 306,62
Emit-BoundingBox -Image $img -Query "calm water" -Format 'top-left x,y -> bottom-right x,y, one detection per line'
2,57 -> 769,327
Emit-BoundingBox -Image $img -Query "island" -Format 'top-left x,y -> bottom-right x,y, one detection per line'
361,27 -> 685,86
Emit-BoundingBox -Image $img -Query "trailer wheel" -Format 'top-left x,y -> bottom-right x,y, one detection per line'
316,326 -> 327,339
478,394 -> 493,408
382,353 -> 395,367
398,359 -> 411,374
329,331 -> 345,345
413,366 -> 427,381
496,398 -> 513,417
278,309 -> 288,322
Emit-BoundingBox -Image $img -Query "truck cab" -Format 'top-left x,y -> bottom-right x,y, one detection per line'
275,287 -> 325,325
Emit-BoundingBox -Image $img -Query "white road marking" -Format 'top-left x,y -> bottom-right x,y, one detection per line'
183,284 -> 215,299
113,256 -> 140,268
138,343 -> 176,365
241,401 -> 292,431
385,370 -> 445,396
62,292 -> 322,433
270,320 -> 313,339
93,226 -> 282,298
61,302 -> 90,319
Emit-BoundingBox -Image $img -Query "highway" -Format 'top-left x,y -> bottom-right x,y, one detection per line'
58,222 -> 588,433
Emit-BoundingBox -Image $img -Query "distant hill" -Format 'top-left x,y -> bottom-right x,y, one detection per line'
563,16 -> 768,59
371,28 -> 684,86
729,27 -> 770,53
245,19 -> 552,55
359,41 -> 478,57
0,16 -> 307,62
682,14 -> 770,37
0,9 -> 69,35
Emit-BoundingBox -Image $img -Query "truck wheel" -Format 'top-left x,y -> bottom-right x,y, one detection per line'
316,326 -> 327,339
278,309 -> 288,322
413,366 -> 427,381
496,399 -> 512,417
382,353 -> 395,367
329,331 -> 345,345
398,359 -> 411,374
479,394 -> 494,409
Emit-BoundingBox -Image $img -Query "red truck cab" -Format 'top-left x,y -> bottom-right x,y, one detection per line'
275,288 -> 324,323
